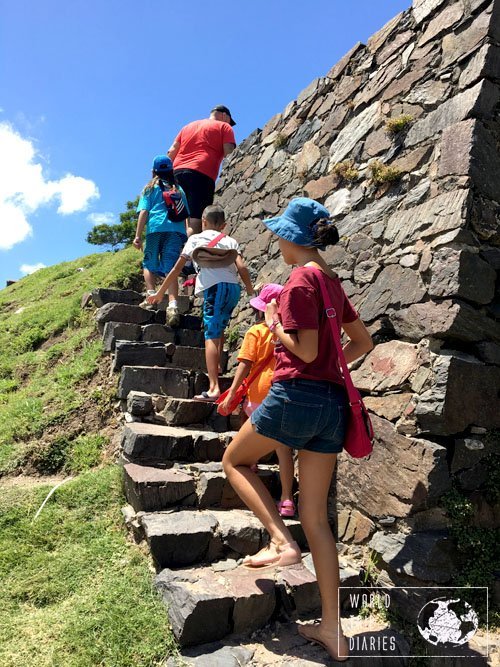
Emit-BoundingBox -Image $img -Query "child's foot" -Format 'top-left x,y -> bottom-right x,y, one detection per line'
166,305 -> 180,327
242,540 -> 301,569
297,621 -> 349,662
193,391 -> 220,402
277,499 -> 296,517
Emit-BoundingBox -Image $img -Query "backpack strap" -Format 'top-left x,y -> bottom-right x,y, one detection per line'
206,232 -> 226,248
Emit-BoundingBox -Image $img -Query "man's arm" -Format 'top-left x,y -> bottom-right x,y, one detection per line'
223,143 -> 235,157
168,140 -> 180,161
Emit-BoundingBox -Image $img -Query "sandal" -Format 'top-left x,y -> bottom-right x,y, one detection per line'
193,391 -> 219,402
277,500 -> 296,517
242,540 -> 301,570
298,621 -> 349,662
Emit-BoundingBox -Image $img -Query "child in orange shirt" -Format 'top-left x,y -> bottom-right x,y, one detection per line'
219,284 -> 296,517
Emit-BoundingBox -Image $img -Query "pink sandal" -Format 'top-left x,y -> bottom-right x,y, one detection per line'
242,540 -> 301,569
277,500 -> 296,517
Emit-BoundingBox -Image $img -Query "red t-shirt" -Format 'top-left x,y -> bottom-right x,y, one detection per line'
173,119 -> 236,181
273,267 -> 358,386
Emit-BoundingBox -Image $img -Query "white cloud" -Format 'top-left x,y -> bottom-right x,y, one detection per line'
20,262 -> 47,275
87,211 -> 116,225
0,122 -> 100,250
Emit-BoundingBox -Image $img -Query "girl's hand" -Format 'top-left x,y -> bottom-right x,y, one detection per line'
146,292 -> 161,304
265,298 -> 279,328
133,237 -> 142,250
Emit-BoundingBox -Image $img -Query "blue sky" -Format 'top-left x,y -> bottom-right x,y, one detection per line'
0,0 -> 409,288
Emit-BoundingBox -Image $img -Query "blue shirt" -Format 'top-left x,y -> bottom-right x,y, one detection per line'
137,183 -> 189,235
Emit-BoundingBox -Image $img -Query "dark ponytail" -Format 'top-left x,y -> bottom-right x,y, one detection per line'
311,218 -> 340,248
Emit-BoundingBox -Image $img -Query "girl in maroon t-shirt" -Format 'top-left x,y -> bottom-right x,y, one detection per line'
223,197 -> 373,662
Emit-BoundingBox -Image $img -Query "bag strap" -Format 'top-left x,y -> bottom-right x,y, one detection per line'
206,232 -> 226,248
307,266 -> 359,406
244,348 -> 275,390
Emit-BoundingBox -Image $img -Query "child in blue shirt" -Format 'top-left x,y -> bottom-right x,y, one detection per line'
134,155 -> 189,326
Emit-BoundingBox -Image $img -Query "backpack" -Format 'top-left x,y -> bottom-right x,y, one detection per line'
159,181 -> 189,222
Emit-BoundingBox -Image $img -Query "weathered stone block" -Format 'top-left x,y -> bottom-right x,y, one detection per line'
102,321 -> 141,352
405,80 -> 499,147
123,463 -> 196,512
197,472 -> 230,509
117,366 -> 191,399
428,248 -> 496,304
127,391 -> 153,416
415,352 -> 500,435
121,423 -> 227,464
214,509 -> 264,556
159,397 -> 214,426
142,511 -> 219,568
358,266 -> 426,322
141,324 -> 176,343
451,437 -> 489,474
364,394 -> 413,422
96,303 -> 154,330
91,288 -> 143,307
337,416 -> 450,519
352,341 -> 420,392
172,346 -> 226,373
176,328 -> 205,348
276,564 -> 321,617
329,102 -> 380,166
113,341 -> 169,371
412,0 -> 446,25
369,530 -> 457,583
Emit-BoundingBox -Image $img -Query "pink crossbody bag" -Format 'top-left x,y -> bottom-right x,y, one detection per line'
308,267 -> 374,459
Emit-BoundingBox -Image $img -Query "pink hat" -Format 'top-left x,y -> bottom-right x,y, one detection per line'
250,283 -> 283,312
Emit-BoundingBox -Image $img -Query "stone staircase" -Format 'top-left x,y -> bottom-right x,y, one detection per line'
91,288 -> 361,650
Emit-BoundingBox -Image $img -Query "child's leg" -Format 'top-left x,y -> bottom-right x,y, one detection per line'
159,232 -> 186,326
142,233 -> 162,292
200,283 -> 241,398
205,338 -> 221,396
276,444 -> 294,502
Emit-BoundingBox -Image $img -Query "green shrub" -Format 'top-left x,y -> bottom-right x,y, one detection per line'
273,132 -> 287,149
332,159 -> 359,182
369,160 -> 403,185
385,114 -> 413,135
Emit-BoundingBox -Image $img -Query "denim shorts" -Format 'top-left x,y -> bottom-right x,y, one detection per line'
203,282 -> 241,340
143,231 -> 187,277
250,379 -> 348,453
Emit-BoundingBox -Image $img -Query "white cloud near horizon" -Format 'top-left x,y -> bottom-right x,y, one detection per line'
87,211 -> 116,225
20,262 -> 47,275
0,122 -> 100,250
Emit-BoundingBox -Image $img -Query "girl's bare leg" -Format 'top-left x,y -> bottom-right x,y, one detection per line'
297,449 -> 349,660
223,420 -> 297,551
204,338 -> 221,396
276,444 -> 294,501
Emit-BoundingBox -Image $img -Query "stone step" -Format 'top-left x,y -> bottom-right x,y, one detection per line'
154,555 -> 341,648
118,366 -> 192,399
120,422 -> 235,465
139,508 -> 306,570
171,346 -> 227,373
112,341 -> 175,371
102,322 -> 205,353
97,303 -> 202,333
91,288 -> 143,307
123,462 -> 281,512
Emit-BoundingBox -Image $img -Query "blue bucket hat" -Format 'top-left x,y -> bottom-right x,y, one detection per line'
152,155 -> 174,177
263,197 -> 331,249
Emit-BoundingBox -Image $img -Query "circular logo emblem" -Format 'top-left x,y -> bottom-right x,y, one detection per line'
417,597 -> 478,647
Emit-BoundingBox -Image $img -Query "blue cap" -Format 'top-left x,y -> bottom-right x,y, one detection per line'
152,155 -> 173,175
263,197 -> 331,249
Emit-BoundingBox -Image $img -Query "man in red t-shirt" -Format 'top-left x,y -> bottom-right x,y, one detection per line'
168,106 -> 236,236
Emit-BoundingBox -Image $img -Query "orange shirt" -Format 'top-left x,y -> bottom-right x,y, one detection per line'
173,119 -> 236,181
238,323 -> 276,406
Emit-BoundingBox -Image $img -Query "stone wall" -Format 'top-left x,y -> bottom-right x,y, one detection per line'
215,0 -> 500,585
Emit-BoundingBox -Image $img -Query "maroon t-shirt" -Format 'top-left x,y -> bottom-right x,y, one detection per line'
273,266 -> 358,385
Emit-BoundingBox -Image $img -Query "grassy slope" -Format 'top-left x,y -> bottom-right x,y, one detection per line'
0,248 -> 177,666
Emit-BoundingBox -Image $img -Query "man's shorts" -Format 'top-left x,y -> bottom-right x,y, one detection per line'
143,231 -> 187,277
203,282 -> 241,340
174,169 -> 215,220
251,379 -> 348,453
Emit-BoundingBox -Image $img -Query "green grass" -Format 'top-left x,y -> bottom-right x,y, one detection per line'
0,247 -> 142,475
0,466 -> 177,666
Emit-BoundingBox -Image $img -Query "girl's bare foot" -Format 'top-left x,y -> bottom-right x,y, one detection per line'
242,540 -> 301,569
298,621 -> 349,662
